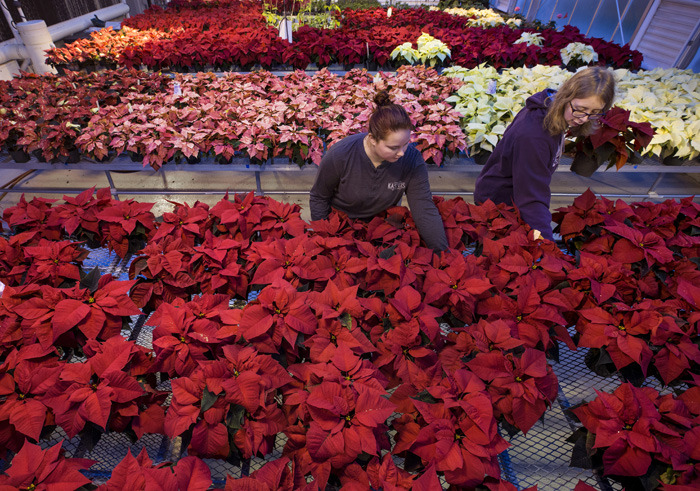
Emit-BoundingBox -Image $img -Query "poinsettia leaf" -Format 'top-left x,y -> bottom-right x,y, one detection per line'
174,456 -> 212,491
52,299 -> 91,337
677,280 -> 700,308
226,404 -> 246,432
190,421 -> 229,458
306,422 -> 345,460
379,245 -> 396,260
9,398 -> 47,442
201,387 -> 219,413
339,312 -> 352,330
80,266 -> 101,293
602,438 -> 651,476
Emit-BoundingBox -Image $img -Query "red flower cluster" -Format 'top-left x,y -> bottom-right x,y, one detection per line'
553,190 -> 700,386
44,4 -> 642,72
1,188 -> 698,487
571,382 -> 700,487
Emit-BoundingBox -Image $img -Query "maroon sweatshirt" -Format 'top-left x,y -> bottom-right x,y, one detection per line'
474,89 -> 564,240
309,133 -> 448,251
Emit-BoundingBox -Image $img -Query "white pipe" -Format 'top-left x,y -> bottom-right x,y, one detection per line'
48,4 -> 130,42
0,3 -> 130,68
16,20 -> 56,74
0,41 -> 29,65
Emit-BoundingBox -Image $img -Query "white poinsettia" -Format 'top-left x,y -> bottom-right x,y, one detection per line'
390,42 -> 420,65
445,7 -> 521,28
443,64 -> 700,159
391,33 -> 451,67
560,42 -> 598,66
513,32 -> 544,47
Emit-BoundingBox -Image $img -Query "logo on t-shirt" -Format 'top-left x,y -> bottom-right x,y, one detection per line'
388,181 -> 406,190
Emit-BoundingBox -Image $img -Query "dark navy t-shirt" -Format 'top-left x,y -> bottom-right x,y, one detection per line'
309,133 -> 448,251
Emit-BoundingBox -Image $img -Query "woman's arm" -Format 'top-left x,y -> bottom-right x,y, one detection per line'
405,161 -> 449,251
511,135 -> 557,240
309,149 -> 342,221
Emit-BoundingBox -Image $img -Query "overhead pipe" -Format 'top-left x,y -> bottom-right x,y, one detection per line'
0,41 -> 29,65
0,3 -> 129,72
47,3 -> 130,42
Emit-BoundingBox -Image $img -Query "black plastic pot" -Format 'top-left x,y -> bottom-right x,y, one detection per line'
570,152 -> 601,177
662,155 -> 687,166
471,150 -> 492,166
9,149 -> 30,163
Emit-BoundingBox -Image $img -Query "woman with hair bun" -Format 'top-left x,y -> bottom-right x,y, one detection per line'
474,66 -> 616,240
310,89 -> 448,252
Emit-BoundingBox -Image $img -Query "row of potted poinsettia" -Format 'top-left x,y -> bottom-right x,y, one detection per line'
1,188 -> 699,487
7,63 -> 697,171
0,66 -> 466,168
44,2 -> 641,73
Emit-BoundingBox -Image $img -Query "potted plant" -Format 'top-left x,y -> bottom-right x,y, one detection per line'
569,106 -> 655,177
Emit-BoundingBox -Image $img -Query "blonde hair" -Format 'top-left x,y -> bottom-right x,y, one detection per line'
543,66 -> 616,137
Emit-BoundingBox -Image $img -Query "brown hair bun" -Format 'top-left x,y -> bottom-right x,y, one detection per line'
373,89 -> 392,108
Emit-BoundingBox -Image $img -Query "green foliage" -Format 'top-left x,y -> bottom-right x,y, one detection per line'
263,0 -> 341,30
437,0 -> 489,9
527,17 -> 557,30
335,0 -> 381,10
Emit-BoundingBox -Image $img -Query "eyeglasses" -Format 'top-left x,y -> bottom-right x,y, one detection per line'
568,101 -> 606,121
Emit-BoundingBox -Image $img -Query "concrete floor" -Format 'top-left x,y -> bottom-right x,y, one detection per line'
2,158 -> 700,225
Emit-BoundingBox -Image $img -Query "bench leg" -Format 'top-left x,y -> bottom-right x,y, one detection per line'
105,171 -> 120,201
647,173 -> 664,198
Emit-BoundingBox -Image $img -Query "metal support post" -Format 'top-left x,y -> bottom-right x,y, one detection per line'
105,170 -> 120,200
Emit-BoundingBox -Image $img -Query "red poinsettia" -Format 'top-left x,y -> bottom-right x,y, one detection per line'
224,456 -> 295,490
305,380 -> 395,468
571,383 -> 686,477
47,186 -> 113,242
100,450 -> 212,491
305,282 -> 375,362
150,199 -> 212,247
249,196 -> 308,240
468,348 -> 558,433
423,250 -> 492,324
392,368 -> 508,487
245,235 -> 330,288
0,440 -> 94,489
128,235 -> 198,311
2,195 -> 61,240
310,237 -> 368,289
148,294 -> 230,377
440,318 -> 524,373
237,278 -> 316,356
0,345 -> 63,453
42,358 -> 146,438
164,356 -> 288,459
95,198 -> 156,257
576,304 -> 660,376
11,274 -> 140,349
189,231 -> 249,299
603,222 -> 675,266
19,239 -> 88,287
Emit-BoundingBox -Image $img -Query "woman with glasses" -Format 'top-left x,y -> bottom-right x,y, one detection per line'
473,66 -> 615,240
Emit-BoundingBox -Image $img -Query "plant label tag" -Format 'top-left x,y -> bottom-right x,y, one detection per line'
173,81 -> 182,97
487,80 -> 497,95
